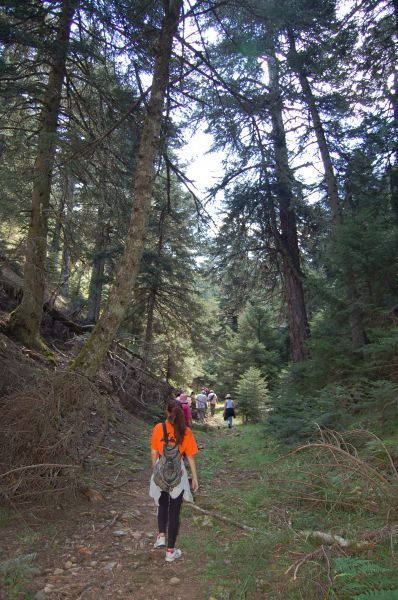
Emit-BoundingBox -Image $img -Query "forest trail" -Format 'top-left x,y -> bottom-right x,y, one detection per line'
1,411 -> 239,600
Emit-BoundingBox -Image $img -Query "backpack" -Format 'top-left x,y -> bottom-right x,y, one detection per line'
153,422 -> 182,492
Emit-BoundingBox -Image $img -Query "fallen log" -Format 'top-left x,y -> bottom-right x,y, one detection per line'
299,529 -> 373,550
187,502 -> 255,532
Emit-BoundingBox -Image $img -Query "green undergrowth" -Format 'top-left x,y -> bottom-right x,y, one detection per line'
187,423 -> 398,600
0,553 -> 38,599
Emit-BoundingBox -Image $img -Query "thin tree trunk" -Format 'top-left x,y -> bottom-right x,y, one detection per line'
71,0 -> 183,378
143,203 -> 167,360
60,244 -> 71,299
143,289 -> 156,363
58,171 -> 75,300
388,70 -> 398,223
166,351 -> 172,383
288,33 -> 367,348
267,46 -> 309,362
87,203 -> 109,324
7,0 -> 77,347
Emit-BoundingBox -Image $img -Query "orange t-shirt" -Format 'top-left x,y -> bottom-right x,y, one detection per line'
151,421 -> 198,457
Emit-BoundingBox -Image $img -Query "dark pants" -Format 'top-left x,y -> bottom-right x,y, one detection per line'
158,490 -> 184,549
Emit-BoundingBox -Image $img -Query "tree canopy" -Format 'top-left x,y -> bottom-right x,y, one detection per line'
0,0 -> 397,440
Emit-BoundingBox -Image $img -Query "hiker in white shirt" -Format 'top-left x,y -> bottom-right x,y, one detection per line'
207,390 -> 218,417
195,389 -> 208,422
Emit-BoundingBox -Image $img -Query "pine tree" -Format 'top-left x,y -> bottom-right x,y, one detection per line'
235,367 -> 268,423
6,0 -> 78,347
71,0 -> 183,378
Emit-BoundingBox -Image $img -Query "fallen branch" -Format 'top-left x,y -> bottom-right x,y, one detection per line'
0,463 -> 80,479
299,530 -> 373,550
187,502 -> 255,532
96,511 -> 122,533
360,524 -> 398,543
279,443 -> 390,485
98,445 -> 131,457
96,477 -> 134,490
285,547 -> 324,580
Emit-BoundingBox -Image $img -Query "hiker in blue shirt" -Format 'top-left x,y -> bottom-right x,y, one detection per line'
224,394 -> 235,428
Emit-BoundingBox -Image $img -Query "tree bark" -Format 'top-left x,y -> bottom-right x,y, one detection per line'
87,202 -> 109,324
71,0 -> 183,378
388,70 -> 398,223
60,243 -> 71,299
267,45 -> 309,362
288,33 -> 367,348
58,171 -> 75,300
7,0 -> 77,347
143,203 -> 168,361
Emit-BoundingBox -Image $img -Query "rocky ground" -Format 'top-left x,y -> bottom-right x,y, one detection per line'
0,403 -> 221,600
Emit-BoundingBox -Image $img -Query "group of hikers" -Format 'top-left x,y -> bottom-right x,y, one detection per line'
175,387 -> 236,427
148,387 -> 236,562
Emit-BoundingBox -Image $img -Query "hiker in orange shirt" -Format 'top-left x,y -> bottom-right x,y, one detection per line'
149,399 -> 199,562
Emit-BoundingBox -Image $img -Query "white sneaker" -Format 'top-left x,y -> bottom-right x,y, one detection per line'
165,548 -> 182,562
153,534 -> 166,548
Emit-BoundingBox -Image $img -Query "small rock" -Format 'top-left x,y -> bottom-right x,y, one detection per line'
132,531 -> 142,539
104,561 -> 117,572
169,577 -> 180,586
90,560 -> 98,567
201,516 -> 213,527
71,556 -> 77,563
43,585 -> 55,593
64,560 -> 73,569
34,592 -> 47,600
53,568 -> 64,575
146,532 -> 153,538
113,530 -> 128,537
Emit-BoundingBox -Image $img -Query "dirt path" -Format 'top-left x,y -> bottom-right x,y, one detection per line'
1,409 -> 223,600
23,471 -> 204,600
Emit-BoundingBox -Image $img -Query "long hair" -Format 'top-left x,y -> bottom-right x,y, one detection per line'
166,398 -> 186,445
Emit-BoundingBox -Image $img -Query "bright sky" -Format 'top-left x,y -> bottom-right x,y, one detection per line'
182,130 -> 224,192
178,127 -> 225,230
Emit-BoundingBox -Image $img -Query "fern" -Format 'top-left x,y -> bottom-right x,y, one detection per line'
333,557 -> 398,599
354,591 -> 398,600
334,557 -> 387,577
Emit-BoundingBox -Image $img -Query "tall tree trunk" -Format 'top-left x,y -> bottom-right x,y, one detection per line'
143,289 -> 156,363
165,351 -> 173,383
288,33 -> 367,348
60,242 -> 71,299
71,0 -> 183,378
388,70 -> 398,223
58,171 -> 75,300
7,0 -> 77,347
87,202 -> 109,324
143,203 -> 167,360
267,45 -> 309,362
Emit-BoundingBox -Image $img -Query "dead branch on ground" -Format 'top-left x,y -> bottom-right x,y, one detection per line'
187,502 -> 255,532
